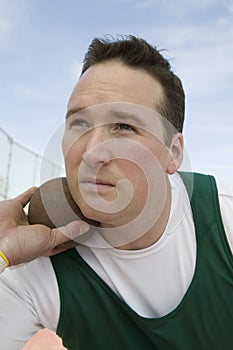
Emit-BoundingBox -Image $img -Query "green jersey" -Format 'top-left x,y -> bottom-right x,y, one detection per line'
51,173 -> 233,349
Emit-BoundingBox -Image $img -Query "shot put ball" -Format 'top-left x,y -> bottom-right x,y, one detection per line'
28,177 -> 98,228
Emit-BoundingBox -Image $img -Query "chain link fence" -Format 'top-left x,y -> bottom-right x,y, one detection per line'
0,127 -> 65,200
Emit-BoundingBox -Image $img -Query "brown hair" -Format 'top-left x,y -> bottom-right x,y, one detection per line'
81,35 -> 185,141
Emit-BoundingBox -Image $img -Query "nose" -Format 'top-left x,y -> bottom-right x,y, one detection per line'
82,126 -> 112,167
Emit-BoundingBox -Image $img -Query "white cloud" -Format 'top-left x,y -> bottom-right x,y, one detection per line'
140,15 -> 233,95
133,0 -> 157,10
15,85 -> 44,101
0,0 -> 31,50
133,0 -> 221,12
177,44 -> 233,95
223,0 -> 233,13
0,17 -> 11,33
0,1 -> 15,35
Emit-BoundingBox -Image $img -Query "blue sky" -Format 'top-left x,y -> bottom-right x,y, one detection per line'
0,0 -> 233,184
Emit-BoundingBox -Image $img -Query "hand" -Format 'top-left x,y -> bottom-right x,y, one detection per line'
0,188 -> 89,266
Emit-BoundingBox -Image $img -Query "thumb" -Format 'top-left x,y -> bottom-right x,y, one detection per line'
14,187 -> 38,207
51,221 -> 90,246
62,221 -> 90,239
46,221 -> 91,256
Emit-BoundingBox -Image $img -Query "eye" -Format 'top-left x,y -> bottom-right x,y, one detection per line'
114,123 -> 136,133
68,119 -> 90,129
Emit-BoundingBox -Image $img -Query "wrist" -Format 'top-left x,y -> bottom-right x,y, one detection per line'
0,250 -> 10,274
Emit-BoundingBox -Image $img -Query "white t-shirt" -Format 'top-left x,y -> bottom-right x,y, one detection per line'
0,173 -> 232,349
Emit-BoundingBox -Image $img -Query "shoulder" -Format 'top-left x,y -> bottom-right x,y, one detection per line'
0,256 -> 60,330
214,177 -> 233,253
1,256 -> 47,287
1,256 -> 54,287
175,172 -> 233,253
215,177 -> 233,199
214,176 -> 233,218
176,171 -> 233,201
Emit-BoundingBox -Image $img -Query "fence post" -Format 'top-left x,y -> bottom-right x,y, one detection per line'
4,134 -> 13,199
0,127 -> 64,199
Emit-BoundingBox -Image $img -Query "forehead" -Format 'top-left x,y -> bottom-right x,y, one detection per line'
68,61 -> 164,112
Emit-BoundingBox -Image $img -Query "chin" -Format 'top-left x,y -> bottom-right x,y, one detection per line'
81,206 -> 111,223
77,202 -> 121,227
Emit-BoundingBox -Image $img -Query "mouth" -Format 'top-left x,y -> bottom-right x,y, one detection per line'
79,178 -> 115,192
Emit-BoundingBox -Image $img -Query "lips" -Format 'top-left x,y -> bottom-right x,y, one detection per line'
79,177 -> 115,192
80,178 -> 114,186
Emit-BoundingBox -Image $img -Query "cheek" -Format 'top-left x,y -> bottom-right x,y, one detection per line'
117,144 -> 169,201
120,161 -> 145,181
146,141 -> 170,170
62,135 -> 84,170
117,161 -> 149,198
123,140 -> 168,177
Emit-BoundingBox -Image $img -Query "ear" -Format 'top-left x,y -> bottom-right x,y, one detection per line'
166,133 -> 184,174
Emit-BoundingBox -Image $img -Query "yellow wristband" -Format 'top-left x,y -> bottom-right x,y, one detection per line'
0,250 -> 10,267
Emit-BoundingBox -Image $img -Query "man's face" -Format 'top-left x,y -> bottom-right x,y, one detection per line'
62,61 -> 178,229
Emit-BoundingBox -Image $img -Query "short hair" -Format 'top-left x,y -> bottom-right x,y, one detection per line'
81,35 -> 185,142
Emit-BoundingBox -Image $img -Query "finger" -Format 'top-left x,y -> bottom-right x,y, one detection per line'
50,221 -> 90,247
14,187 -> 38,207
48,240 -> 79,256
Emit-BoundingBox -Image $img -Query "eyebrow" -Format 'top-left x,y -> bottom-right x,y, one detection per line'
109,110 -> 146,127
66,106 -> 147,128
66,107 -> 86,119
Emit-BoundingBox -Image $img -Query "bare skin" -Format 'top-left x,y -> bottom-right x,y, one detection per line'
63,61 -> 184,250
0,187 -> 89,266
0,60 -> 183,266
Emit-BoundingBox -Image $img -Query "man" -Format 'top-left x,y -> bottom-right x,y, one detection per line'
0,35 -> 233,349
